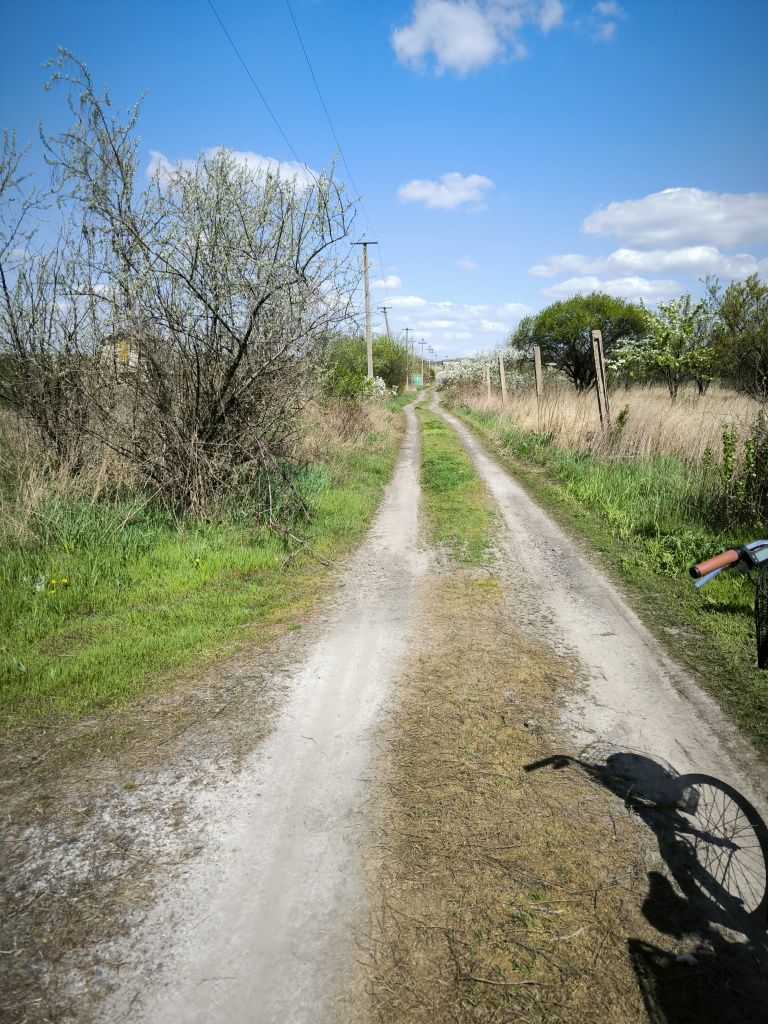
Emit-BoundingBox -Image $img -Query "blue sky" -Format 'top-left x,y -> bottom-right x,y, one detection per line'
2,1 -> 767,357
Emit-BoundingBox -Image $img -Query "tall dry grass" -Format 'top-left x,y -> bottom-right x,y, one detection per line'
0,398 -> 395,548
462,383 -> 761,465
0,410 -> 140,547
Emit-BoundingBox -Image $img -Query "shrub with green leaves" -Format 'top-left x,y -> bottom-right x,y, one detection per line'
716,412 -> 768,524
322,334 -> 409,397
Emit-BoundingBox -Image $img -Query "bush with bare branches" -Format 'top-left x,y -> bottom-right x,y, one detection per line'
0,50 -> 357,516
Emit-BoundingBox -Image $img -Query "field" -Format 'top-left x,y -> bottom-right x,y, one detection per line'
487,381 -> 760,462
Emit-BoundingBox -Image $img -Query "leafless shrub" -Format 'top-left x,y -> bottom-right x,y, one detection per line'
1,50 -> 359,517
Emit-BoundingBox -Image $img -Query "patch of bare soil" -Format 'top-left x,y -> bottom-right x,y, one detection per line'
356,571 -> 768,1024
0,619 -> 313,1024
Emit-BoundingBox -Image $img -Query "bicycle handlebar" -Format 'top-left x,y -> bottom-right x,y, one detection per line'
690,549 -> 740,579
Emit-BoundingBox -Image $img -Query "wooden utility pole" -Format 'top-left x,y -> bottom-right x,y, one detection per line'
353,241 -> 378,379
379,305 -> 392,340
498,351 -> 508,405
485,363 -> 492,400
591,329 -> 610,427
419,339 -> 426,382
533,345 -> 544,432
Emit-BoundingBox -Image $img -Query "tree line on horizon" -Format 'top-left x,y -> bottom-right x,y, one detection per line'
509,277 -> 768,400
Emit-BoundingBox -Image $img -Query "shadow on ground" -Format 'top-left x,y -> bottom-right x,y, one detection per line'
525,748 -> 768,1024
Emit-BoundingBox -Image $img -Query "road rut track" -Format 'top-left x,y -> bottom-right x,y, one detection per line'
431,395 -> 768,819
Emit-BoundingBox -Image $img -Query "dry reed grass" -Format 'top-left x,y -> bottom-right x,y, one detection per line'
0,410 -> 140,546
462,384 -> 761,465
0,398 -> 389,547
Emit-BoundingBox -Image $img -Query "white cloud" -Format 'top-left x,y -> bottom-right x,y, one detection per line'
591,0 -> 625,41
384,293 -> 532,356
531,246 -> 767,280
387,295 -> 430,308
594,1 -> 623,15
420,318 -> 458,329
392,0 -> 564,75
538,0 -> 565,31
582,188 -> 768,247
147,148 -> 317,190
371,275 -> 402,290
398,171 -> 494,210
594,19 -> 616,41
541,275 -> 681,303
456,258 -> 478,271
393,1 -> 501,75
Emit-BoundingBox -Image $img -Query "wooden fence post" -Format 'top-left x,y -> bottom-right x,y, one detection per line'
596,330 -> 610,424
498,352 -> 508,405
533,345 -> 543,432
591,329 -> 610,427
485,363 -> 492,401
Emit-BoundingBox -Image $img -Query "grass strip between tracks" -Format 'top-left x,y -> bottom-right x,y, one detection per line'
417,405 -> 498,565
449,400 -> 768,759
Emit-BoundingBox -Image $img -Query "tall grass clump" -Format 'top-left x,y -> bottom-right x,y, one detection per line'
453,383 -> 767,571
460,382 -> 760,465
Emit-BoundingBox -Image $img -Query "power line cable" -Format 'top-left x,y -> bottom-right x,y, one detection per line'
284,0 -> 361,201
206,0 -> 394,335
205,0 -> 310,174
284,0 -> 396,323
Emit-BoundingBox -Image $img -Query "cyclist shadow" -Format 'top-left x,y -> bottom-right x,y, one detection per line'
525,750 -> 768,1024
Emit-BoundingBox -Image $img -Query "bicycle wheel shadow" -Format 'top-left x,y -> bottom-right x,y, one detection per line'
525,749 -> 768,1024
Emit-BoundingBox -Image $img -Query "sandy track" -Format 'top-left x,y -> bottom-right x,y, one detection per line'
433,398 -> 768,821
96,403 -> 425,1024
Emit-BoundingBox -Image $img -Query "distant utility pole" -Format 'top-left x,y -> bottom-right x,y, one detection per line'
353,240 -> 378,379
379,305 -> 392,340
419,339 -> 426,382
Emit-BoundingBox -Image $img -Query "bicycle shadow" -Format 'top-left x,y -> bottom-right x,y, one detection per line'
525,750 -> 768,1024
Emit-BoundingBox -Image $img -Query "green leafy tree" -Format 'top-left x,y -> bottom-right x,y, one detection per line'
707,274 -> 768,399
509,292 -> 646,391
611,294 -> 715,399
323,334 -> 409,397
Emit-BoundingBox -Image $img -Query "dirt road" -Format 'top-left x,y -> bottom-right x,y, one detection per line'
8,397 -> 768,1023
95,403 -> 425,1023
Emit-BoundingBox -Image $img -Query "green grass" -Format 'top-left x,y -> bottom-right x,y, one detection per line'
0,416 -> 404,727
386,391 -> 414,414
451,402 -> 768,756
418,407 -> 497,565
